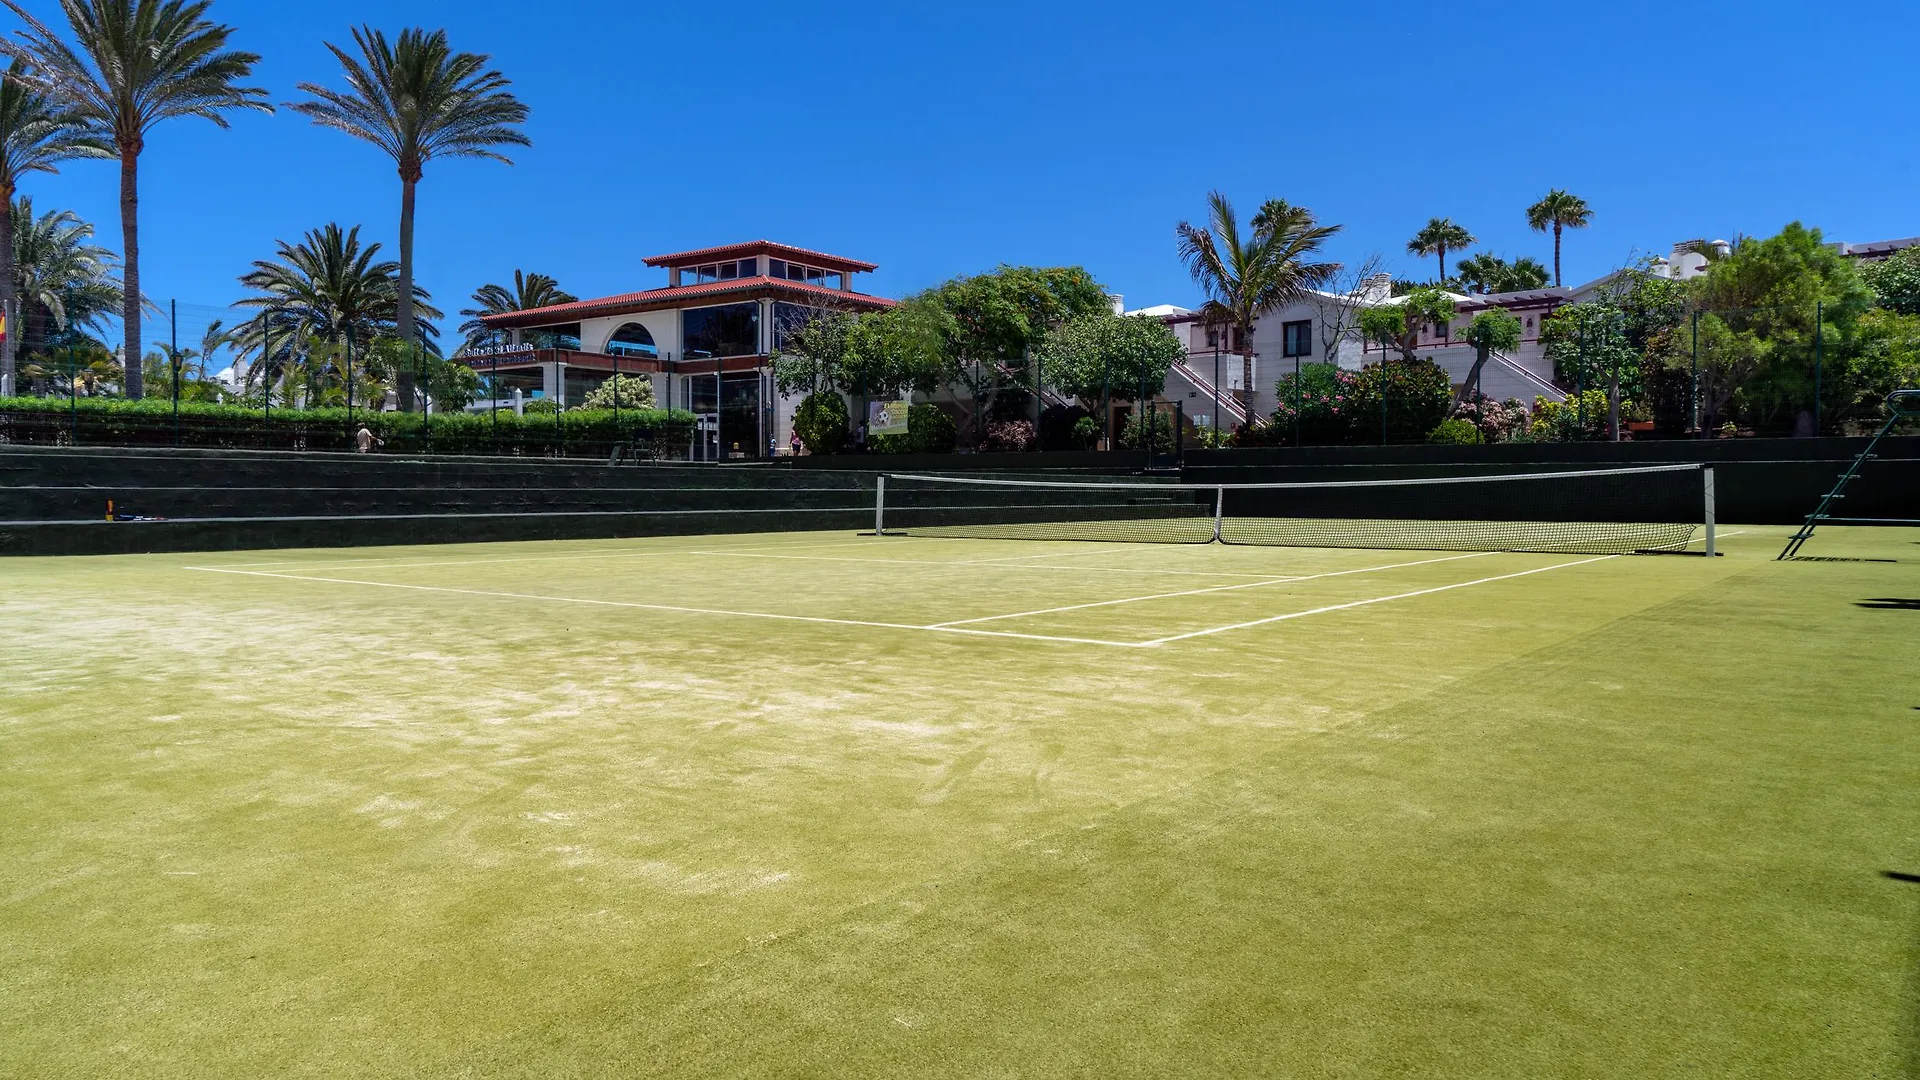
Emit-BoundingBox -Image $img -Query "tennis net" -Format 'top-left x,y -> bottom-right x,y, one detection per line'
876,465 -> 1715,554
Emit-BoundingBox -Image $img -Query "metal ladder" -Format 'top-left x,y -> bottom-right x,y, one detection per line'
1778,389 -> 1920,559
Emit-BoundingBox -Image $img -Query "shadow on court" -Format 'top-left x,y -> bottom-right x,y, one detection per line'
1856,598 -> 1920,610
1885,872 -> 1920,1079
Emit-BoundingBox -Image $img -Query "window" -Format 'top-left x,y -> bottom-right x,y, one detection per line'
682,302 -> 761,359
1205,327 -> 1219,348
1281,320 -> 1312,358
1432,322 -> 1450,341
773,302 -> 826,351
768,259 -> 787,279
606,322 -> 657,358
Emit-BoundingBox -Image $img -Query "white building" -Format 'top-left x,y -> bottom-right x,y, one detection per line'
476,240 -> 894,459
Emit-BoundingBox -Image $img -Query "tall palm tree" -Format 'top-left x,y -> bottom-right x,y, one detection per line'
1526,189 -> 1593,287
12,196 -> 122,354
0,58 -> 108,395
457,269 -> 572,352
0,0 -> 268,399
233,222 -> 440,403
1454,253 -> 1552,295
1176,191 -> 1341,420
289,26 -> 529,410
1407,217 -> 1474,282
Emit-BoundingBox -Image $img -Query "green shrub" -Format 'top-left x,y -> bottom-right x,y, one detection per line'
1427,417 -> 1481,444
1118,407 -> 1176,452
0,395 -> 693,456
793,391 -> 849,455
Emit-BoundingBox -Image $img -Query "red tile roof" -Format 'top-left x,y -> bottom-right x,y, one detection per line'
641,240 -> 878,273
480,276 -> 896,329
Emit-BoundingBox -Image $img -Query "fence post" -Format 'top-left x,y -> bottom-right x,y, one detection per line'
1813,300 -> 1823,436
1690,310 -> 1700,438
170,298 -> 180,448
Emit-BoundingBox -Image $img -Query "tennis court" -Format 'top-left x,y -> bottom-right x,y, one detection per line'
2,522 -> 1916,1077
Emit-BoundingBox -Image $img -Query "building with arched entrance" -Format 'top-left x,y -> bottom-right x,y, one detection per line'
469,241 -> 894,459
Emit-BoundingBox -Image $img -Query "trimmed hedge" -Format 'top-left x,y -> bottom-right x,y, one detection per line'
0,395 -> 696,457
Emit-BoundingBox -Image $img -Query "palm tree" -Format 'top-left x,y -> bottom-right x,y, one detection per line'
233,222 -> 440,405
12,196 -> 122,355
1453,252 -> 1506,295
1176,191 -> 1341,420
457,269 -> 572,353
1455,253 -> 1552,295
1526,189 -> 1593,287
1407,217 -> 1474,282
0,0 -> 268,399
0,58 -> 108,395
289,26 -> 530,410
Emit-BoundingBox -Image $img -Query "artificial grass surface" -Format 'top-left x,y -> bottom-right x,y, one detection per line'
1,526 -> 1915,1077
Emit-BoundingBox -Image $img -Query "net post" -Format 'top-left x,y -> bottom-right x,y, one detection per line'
1213,486 -> 1224,543
874,474 -> 887,536
1702,465 -> 1716,557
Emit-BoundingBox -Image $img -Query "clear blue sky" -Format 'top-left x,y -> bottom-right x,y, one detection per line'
14,0 -> 1920,334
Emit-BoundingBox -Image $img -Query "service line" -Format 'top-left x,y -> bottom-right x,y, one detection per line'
928,551 -> 1496,627
1139,555 -> 1618,646
183,566 -> 1150,649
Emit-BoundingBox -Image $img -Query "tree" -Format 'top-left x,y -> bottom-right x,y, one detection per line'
1037,312 -> 1184,406
916,265 -> 1110,441
457,270 -> 573,353
770,309 -> 854,397
1357,287 -> 1455,365
1310,254 -> 1385,370
1177,191 -> 1341,422
1690,222 -> 1875,433
11,196 -> 122,364
1454,253 -> 1550,295
1526,189 -> 1592,287
1406,217 -> 1474,281
1455,309 -> 1522,404
290,26 -> 530,410
0,57 -> 108,395
233,222 -> 440,407
0,0 -> 269,399
1861,246 -> 1920,316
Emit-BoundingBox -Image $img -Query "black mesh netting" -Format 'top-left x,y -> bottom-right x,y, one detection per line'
882,467 -> 1703,554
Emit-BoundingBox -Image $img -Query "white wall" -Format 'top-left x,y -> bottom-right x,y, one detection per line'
580,309 -> 679,359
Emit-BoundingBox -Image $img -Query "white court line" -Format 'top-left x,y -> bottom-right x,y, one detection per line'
929,551 -> 1496,627
1139,555 -> 1618,646
187,533 -> 911,574
681,548 -> 1295,579
183,566 -> 1149,649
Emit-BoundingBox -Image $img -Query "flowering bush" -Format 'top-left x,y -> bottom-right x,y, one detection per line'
979,418 -> 1037,453
1451,394 -> 1530,443
1270,358 -> 1452,444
